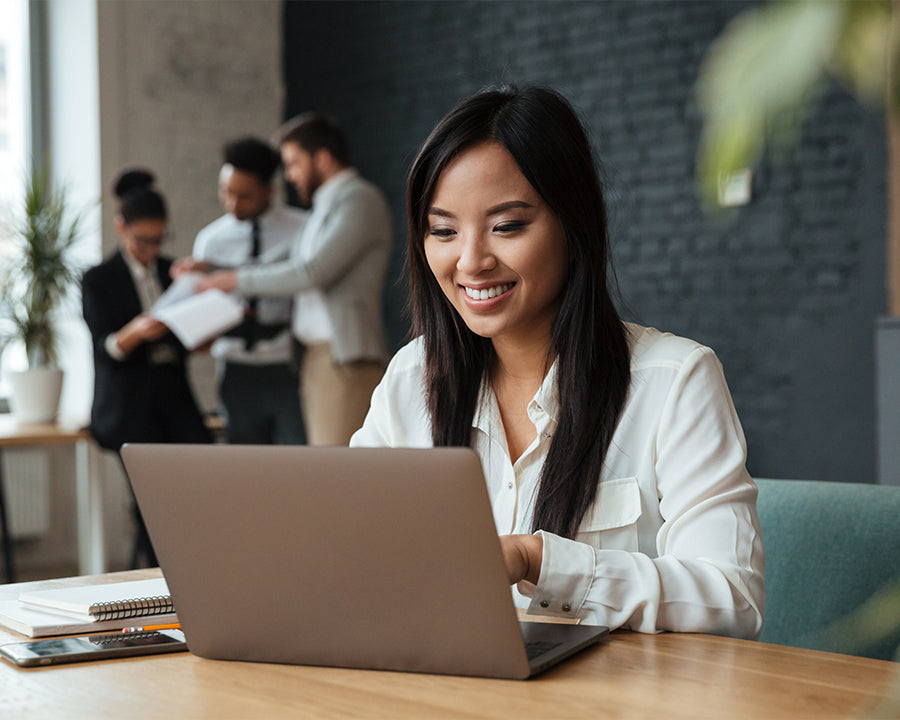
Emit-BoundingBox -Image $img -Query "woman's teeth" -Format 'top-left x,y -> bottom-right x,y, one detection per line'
464,283 -> 513,300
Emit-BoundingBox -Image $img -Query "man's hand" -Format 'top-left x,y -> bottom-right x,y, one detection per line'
499,533 -> 543,585
196,270 -> 238,293
170,257 -> 210,278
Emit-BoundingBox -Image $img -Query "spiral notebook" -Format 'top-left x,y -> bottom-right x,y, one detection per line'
0,578 -> 178,637
19,578 -> 174,622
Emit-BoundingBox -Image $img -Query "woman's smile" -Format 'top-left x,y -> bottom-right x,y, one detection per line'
461,282 -> 516,302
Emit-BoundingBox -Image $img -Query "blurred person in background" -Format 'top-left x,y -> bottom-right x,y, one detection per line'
197,115 -> 392,446
190,137 -> 307,444
82,168 -> 210,567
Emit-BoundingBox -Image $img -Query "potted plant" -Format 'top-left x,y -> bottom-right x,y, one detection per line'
0,166 -> 82,423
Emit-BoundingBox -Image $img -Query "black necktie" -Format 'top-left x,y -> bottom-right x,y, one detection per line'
241,220 -> 262,351
248,219 -> 261,317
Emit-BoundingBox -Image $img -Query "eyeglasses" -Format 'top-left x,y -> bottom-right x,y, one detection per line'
131,231 -> 171,248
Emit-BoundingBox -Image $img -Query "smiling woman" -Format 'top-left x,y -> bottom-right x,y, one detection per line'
424,142 -> 569,358
351,86 -> 765,640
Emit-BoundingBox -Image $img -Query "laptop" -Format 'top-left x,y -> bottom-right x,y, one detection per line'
121,444 -> 608,679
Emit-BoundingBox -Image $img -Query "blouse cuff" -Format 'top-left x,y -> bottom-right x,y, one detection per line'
518,530 -> 595,620
104,333 -> 128,361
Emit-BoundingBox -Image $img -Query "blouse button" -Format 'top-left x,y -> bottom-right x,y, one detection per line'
562,603 -> 571,612
540,600 -> 549,609
507,481 -> 513,489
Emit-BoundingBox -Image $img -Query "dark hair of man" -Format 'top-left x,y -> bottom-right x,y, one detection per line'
112,167 -> 167,225
279,112 -> 350,167
405,86 -> 631,539
223,136 -> 281,185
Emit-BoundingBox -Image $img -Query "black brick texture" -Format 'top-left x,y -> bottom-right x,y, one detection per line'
283,0 -> 886,484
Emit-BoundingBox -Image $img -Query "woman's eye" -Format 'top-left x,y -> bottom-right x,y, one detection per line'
428,227 -> 456,239
494,221 -> 527,234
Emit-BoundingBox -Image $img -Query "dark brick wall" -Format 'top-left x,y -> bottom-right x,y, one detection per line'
283,0 -> 886,484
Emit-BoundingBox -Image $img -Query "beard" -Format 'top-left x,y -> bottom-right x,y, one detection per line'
300,167 -> 325,206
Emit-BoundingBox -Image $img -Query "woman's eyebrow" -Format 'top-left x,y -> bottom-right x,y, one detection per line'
427,206 -> 454,218
427,200 -> 534,219
485,200 -> 533,215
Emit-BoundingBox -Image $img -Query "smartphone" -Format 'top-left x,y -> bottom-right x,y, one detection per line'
0,629 -> 187,667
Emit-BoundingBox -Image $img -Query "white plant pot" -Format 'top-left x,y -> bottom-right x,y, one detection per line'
7,366 -> 64,423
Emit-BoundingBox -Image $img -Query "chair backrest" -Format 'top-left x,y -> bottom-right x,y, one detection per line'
755,478 -> 900,660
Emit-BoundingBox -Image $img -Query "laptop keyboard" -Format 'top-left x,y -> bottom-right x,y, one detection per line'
525,639 -> 563,660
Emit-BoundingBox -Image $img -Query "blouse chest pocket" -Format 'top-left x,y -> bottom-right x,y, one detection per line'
575,476 -> 642,552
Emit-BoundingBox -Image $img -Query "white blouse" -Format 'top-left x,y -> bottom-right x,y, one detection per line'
350,324 -> 765,639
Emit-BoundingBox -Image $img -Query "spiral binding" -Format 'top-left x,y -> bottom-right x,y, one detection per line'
90,594 -> 175,621
90,631 -> 162,648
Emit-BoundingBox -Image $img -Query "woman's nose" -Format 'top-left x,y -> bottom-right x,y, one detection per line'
456,232 -> 496,275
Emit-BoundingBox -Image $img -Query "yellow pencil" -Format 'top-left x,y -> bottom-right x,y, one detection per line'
120,623 -> 181,633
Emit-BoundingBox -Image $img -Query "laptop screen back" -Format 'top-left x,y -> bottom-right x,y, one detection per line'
122,444 -> 534,678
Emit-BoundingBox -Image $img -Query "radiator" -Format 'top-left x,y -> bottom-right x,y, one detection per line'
1,448 -> 51,539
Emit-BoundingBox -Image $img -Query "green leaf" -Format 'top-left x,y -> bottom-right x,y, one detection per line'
831,0 -> 892,108
696,0 -> 849,208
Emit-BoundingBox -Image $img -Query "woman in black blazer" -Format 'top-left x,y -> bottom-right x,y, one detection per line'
82,170 -> 210,565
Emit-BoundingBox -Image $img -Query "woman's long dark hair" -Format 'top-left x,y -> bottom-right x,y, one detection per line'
406,86 -> 631,539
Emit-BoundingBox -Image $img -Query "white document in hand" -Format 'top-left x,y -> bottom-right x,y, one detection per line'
153,272 -> 204,311
152,283 -> 245,350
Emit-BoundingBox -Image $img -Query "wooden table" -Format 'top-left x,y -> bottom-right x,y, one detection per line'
0,570 -> 897,720
0,417 -> 104,580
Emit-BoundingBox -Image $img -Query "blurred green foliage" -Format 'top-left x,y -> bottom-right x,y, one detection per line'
696,0 -> 892,208
1,166 -> 82,367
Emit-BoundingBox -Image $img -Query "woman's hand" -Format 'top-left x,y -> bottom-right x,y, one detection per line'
115,313 -> 169,355
499,533 -> 543,585
196,270 -> 238,293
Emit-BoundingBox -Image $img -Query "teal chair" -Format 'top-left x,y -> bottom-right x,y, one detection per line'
755,479 -> 900,660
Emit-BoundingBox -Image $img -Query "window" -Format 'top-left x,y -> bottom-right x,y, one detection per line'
0,0 -> 29,223
0,0 -> 30,400
1,1 -> 99,418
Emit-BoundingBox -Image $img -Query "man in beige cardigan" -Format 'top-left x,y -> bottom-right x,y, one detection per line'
198,114 -> 392,445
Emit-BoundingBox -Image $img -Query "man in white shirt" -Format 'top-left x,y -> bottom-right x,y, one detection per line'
198,116 -> 392,446
192,137 -> 307,444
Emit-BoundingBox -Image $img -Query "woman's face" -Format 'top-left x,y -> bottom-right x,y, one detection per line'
117,217 -> 167,267
424,141 -> 569,349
